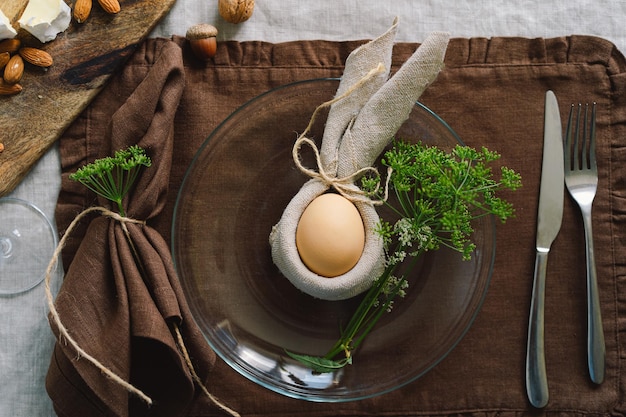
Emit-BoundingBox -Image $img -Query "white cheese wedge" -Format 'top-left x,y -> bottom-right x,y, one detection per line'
0,8 -> 17,40
18,0 -> 71,43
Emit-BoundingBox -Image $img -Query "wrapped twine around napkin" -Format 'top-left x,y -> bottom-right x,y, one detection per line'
269,19 -> 449,300
46,40 -> 237,417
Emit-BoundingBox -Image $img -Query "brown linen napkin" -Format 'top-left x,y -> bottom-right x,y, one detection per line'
48,39 -> 217,417
55,35 -> 626,416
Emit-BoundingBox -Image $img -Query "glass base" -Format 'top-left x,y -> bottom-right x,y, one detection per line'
0,198 -> 57,295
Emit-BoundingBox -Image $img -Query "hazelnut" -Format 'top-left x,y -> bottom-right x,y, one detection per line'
186,24 -> 218,61
218,0 -> 254,24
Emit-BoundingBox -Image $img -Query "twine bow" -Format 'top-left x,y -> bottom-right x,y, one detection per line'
293,136 -> 390,205
292,62 -> 391,205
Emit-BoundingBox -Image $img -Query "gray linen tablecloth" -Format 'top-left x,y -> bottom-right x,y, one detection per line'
4,0 -> 626,415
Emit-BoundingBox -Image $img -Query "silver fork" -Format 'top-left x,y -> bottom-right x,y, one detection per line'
564,102 -> 605,384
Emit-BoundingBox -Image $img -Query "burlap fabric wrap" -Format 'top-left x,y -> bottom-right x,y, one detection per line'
55,34 -> 626,416
269,20 -> 449,300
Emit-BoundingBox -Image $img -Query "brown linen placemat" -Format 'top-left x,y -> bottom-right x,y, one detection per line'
55,35 -> 626,416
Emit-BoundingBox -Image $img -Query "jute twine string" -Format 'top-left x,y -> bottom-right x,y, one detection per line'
173,324 -> 240,417
293,137 -> 391,205
44,205 -> 239,416
293,62 -> 391,205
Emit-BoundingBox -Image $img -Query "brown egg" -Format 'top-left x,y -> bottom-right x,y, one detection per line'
296,193 -> 365,277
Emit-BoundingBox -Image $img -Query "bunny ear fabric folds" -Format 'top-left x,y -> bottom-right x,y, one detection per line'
270,19 -> 450,301
320,18 -> 399,175
336,29 -> 450,178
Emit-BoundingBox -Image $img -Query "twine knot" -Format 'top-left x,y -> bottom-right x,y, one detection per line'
101,207 -> 146,226
291,62 -> 391,206
292,136 -> 390,205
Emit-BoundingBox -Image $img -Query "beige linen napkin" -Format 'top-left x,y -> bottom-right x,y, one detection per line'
269,19 -> 449,300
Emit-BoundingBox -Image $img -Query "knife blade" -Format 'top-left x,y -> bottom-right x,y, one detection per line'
526,90 -> 564,409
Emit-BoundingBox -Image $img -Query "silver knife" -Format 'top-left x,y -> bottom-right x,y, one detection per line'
526,90 -> 564,409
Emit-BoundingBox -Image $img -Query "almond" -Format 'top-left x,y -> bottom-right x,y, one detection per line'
97,0 -> 121,14
0,52 -> 9,70
0,39 -> 20,54
74,0 -> 93,23
3,55 -> 24,84
19,47 -> 53,68
0,79 -> 22,96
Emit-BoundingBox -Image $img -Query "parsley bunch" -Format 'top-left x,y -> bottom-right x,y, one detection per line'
69,145 -> 152,217
287,140 -> 521,373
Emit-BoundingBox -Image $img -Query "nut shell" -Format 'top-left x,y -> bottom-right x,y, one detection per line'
19,47 -> 53,68
186,23 -> 218,40
0,78 -> 22,95
189,37 -> 217,60
3,54 -> 24,84
0,52 -> 9,70
186,24 -> 219,61
0,39 -> 20,54
74,0 -> 93,23
218,0 -> 254,24
97,0 -> 120,14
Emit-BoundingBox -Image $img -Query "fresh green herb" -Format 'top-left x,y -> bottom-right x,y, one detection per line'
287,140 -> 521,373
69,145 -> 152,217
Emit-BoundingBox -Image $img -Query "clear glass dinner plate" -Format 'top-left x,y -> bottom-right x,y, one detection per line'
172,79 -> 496,402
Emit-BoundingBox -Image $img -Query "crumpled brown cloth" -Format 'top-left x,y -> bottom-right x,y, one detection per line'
55,35 -> 626,416
48,40 -> 216,416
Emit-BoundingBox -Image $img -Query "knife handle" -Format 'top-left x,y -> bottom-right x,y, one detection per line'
526,250 -> 549,408
582,209 -> 606,384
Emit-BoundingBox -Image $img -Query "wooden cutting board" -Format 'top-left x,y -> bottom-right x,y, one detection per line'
0,0 -> 177,197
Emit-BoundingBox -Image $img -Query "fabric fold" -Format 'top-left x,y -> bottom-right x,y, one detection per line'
319,18 -> 398,174
47,39 -> 217,417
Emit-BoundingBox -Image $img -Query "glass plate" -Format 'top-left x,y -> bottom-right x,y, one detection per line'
172,79 -> 495,402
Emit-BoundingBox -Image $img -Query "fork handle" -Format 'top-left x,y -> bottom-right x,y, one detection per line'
526,250 -> 549,408
582,209 -> 606,384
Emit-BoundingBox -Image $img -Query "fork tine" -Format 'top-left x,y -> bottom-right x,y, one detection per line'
589,102 -> 597,171
582,104 -> 589,169
566,103 -> 597,171
565,104 -> 576,171
573,103 -> 582,170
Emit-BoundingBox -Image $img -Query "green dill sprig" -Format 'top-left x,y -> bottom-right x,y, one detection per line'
69,145 -> 152,217
287,140 -> 521,373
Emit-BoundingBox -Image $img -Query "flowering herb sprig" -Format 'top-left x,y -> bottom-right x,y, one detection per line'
69,145 -> 152,217
287,140 -> 521,373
